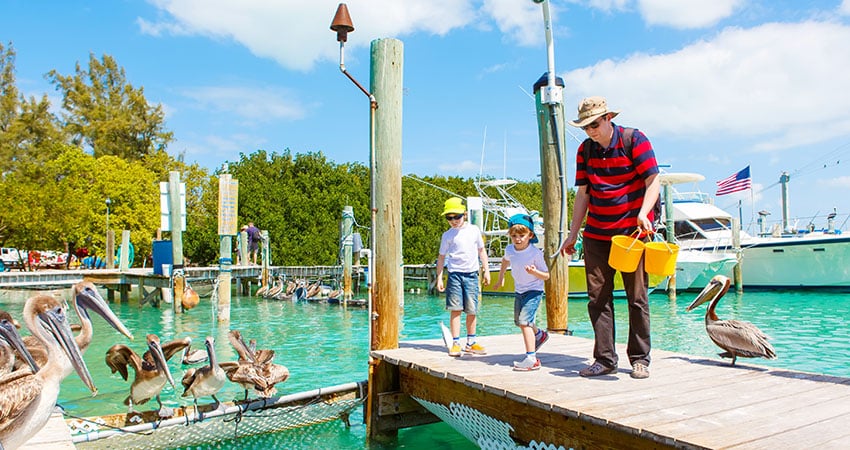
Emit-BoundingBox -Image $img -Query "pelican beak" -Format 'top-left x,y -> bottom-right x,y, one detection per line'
686,275 -> 730,312
149,339 -> 176,388
237,333 -> 256,364
77,285 -> 134,340
0,317 -> 39,372
39,305 -> 97,395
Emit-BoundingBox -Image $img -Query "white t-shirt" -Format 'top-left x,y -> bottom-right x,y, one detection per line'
504,244 -> 547,293
439,223 -> 485,273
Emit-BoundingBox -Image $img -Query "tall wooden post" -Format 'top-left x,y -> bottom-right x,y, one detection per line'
534,73 -> 569,333
218,173 -> 238,323
118,230 -> 131,271
663,184 -> 676,299
371,38 -> 403,352
342,205 -> 354,300
367,37 -> 403,442
168,171 -> 184,314
105,230 -> 115,269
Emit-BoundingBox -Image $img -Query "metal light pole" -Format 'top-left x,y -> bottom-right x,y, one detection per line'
105,197 -> 111,233
331,3 -> 378,352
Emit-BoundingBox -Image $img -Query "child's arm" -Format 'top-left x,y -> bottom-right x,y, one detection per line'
493,258 -> 508,288
435,254 -> 446,292
477,245 -> 491,285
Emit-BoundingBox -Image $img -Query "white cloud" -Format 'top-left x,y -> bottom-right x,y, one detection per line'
180,85 -> 306,122
637,0 -> 743,29
823,175 -> 850,188
142,0 -> 476,71
841,0 -> 850,16
561,21 -> 850,154
439,159 -> 480,174
482,0 -> 549,46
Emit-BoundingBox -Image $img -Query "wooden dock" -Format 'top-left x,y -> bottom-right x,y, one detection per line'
371,333 -> 850,449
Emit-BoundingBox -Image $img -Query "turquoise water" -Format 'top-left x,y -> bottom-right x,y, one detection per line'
1,286 -> 849,448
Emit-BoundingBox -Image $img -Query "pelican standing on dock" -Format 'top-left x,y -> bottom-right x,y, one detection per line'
20,282 -> 134,371
686,275 -> 777,366
0,310 -> 39,375
105,334 -> 184,417
181,336 -> 226,418
0,295 -> 97,450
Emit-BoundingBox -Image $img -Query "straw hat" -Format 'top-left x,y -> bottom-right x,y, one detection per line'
569,96 -> 619,128
441,197 -> 466,216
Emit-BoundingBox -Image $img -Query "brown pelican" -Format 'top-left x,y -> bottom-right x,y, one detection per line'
105,334 -> 185,417
21,282 -> 134,371
0,295 -> 97,450
180,336 -> 209,365
181,336 -> 226,418
0,310 -> 39,375
686,275 -> 777,366
220,330 -> 288,399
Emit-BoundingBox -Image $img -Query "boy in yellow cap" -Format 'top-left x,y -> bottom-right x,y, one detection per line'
436,197 -> 491,357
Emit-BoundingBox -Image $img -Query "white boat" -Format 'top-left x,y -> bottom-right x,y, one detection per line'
661,172 -> 850,290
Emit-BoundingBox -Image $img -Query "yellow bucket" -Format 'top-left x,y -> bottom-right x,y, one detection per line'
644,241 -> 680,276
608,234 -> 645,273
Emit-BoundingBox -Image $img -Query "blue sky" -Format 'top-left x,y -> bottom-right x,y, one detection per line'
4,0 -> 850,230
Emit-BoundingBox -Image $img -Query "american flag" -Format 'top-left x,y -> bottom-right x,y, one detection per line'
716,166 -> 752,196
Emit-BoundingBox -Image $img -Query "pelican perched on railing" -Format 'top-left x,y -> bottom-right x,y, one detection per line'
686,275 -> 777,366
0,310 -> 39,375
0,295 -> 97,450
181,336 -> 225,419
105,334 -> 186,417
220,330 -> 289,399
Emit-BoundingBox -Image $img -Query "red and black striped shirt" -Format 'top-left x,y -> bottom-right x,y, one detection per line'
575,124 -> 659,241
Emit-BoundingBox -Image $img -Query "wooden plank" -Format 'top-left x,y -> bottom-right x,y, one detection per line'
371,333 -> 850,449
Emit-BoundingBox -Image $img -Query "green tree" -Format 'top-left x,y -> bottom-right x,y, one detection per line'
47,53 -> 173,160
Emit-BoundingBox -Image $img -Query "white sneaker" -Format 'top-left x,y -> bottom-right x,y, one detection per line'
512,356 -> 541,371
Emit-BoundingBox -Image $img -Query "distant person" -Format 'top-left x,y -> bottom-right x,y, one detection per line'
559,96 -> 660,379
492,214 -> 550,371
246,222 -> 262,265
435,197 -> 491,357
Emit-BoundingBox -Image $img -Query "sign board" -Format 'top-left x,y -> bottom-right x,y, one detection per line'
218,175 -> 239,235
160,182 -> 186,231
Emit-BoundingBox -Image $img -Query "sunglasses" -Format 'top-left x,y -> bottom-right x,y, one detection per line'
581,116 -> 606,131
445,214 -> 464,221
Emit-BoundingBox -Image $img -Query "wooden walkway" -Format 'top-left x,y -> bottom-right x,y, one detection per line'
372,333 -> 850,449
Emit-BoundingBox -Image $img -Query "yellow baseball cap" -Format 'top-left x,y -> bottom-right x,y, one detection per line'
441,197 -> 466,216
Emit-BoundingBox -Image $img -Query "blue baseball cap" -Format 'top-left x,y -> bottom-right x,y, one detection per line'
508,214 -> 538,244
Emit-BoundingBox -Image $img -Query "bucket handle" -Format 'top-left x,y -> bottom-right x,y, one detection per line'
649,231 -> 676,253
624,229 -> 644,251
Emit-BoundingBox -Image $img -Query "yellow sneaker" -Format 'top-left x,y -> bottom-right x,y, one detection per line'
463,342 -> 486,355
448,343 -> 462,357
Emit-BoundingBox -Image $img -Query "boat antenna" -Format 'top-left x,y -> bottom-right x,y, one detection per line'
403,175 -> 462,199
479,125 -> 487,182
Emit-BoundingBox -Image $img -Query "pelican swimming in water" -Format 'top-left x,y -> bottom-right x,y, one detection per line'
220,330 -> 288,399
181,336 -> 226,419
0,295 -> 97,450
105,334 -> 187,417
0,310 -> 39,375
686,275 -> 777,366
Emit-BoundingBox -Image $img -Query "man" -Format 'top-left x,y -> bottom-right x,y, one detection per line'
246,222 -> 262,265
559,96 -> 660,379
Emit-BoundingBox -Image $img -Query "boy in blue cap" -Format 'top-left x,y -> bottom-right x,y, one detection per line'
492,214 -> 550,371
436,197 -> 491,357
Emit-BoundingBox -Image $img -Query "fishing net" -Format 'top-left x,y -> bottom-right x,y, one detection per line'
414,397 -> 567,450
67,382 -> 365,449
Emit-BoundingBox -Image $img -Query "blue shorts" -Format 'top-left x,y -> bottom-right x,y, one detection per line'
514,290 -> 544,327
445,271 -> 480,315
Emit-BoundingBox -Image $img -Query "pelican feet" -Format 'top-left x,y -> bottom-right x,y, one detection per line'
157,406 -> 175,418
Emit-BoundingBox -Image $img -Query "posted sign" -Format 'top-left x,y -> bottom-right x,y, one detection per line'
218,175 -> 239,236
